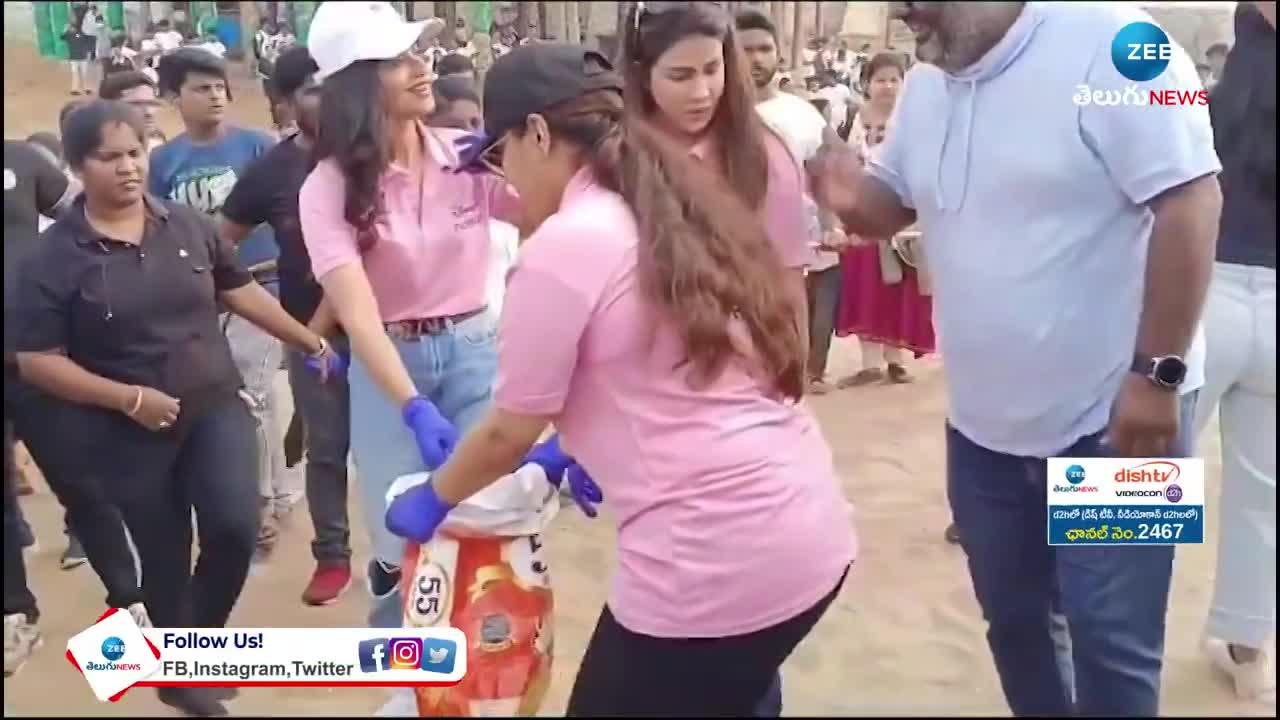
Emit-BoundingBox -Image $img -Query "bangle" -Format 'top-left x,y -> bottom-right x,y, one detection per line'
309,337 -> 328,359
125,386 -> 143,416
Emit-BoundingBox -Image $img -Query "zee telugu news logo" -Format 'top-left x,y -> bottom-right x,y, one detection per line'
83,636 -> 143,672
1073,21 -> 1208,107
357,637 -> 458,675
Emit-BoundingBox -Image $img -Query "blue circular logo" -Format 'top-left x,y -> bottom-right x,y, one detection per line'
101,636 -> 126,661
1166,484 -> 1183,503
1065,464 -> 1086,485
1112,22 -> 1172,82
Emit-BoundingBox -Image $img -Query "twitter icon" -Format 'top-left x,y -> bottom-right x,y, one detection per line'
421,637 -> 458,675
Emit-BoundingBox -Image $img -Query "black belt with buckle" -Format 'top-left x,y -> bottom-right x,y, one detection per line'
384,307 -> 487,340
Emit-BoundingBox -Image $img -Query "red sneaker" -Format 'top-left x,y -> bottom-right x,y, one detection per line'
302,561 -> 352,606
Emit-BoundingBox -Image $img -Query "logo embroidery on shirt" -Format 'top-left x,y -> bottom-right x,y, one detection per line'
451,201 -> 483,231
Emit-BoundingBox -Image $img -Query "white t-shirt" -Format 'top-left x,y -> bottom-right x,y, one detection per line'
154,30 -> 183,51
200,40 -> 226,57
755,92 -> 836,270
486,220 -> 519,315
818,83 -> 854,130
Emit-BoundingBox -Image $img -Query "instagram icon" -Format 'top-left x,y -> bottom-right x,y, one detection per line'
389,638 -> 423,670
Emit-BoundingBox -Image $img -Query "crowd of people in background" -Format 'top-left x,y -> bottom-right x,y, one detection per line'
60,4 -> 246,99
4,0 -> 1275,717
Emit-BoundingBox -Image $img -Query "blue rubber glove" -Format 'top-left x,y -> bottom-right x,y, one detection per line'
302,346 -> 348,382
525,435 -> 604,517
385,480 -> 455,543
402,396 -> 458,471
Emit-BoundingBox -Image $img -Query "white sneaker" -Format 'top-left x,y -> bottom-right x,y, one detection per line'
1204,636 -> 1277,702
4,613 -> 43,676
127,602 -> 153,629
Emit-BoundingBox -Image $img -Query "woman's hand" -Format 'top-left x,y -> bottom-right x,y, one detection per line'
819,229 -> 852,252
385,478 -> 455,543
124,386 -> 181,431
403,396 -> 459,470
303,337 -> 348,382
524,435 -> 604,517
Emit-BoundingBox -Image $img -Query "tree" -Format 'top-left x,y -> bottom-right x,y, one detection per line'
515,1 -> 534,39
565,1 -> 580,44
788,2 -> 804,71
543,1 -> 566,41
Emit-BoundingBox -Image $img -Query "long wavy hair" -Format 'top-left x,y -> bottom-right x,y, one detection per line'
621,1 -> 770,210
520,89 -> 804,399
313,60 -> 391,251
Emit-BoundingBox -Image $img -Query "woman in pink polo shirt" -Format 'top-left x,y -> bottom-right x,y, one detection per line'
624,1 -> 813,337
386,43 -> 855,715
297,2 -> 512,628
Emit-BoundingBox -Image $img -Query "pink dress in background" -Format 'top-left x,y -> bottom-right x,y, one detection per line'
835,114 -> 936,357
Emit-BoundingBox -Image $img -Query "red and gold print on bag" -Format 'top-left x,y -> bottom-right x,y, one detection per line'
401,532 -> 554,717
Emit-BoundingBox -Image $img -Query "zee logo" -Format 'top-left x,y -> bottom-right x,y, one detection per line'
1112,22 -> 1173,82
1065,464 -> 1086,485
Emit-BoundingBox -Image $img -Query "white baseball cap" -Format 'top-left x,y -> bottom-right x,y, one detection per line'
308,1 -> 446,81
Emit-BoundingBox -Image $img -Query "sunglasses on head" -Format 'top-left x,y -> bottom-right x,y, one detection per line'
631,0 -> 727,30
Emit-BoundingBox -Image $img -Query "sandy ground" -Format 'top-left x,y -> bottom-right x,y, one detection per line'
4,42 -> 1274,717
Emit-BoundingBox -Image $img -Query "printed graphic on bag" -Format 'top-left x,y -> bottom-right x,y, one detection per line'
401,534 -> 553,716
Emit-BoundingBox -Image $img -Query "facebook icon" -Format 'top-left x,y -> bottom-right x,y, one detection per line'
358,638 -> 388,673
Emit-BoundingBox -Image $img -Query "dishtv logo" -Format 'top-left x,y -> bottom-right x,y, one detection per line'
1072,21 -> 1208,107
358,637 -> 458,675
1114,460 -> 1180,483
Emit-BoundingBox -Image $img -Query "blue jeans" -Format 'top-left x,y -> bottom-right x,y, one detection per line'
347,310 -> 498,628
224,311 -> 294,503
946,392 -> 1197,717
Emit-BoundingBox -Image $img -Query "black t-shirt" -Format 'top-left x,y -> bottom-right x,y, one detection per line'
102,53 -> 135,76
16,196 -> 252,421
220,134 -> 322,322
62,28 -> 92,61
4,140 -> 70,353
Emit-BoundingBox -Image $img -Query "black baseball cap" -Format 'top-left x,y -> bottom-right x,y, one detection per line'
456,43 -> 622,171
272,45 -> 319,97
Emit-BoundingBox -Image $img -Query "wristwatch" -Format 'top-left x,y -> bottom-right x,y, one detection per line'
1131,353 -> 1187,390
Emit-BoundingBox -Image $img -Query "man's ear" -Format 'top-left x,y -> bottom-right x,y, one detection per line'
526,114 -> 552,154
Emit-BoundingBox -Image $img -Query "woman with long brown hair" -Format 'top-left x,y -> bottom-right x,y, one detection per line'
383,44 -> 855,715
621,1 -> 813,342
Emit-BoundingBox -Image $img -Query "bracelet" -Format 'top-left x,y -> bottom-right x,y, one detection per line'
309,337 -> 329,359
125,386 -> 143,416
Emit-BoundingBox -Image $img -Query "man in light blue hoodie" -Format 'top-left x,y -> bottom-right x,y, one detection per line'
810,2 -> 1221,716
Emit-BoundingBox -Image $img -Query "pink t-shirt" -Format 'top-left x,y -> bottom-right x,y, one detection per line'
299,125 -> 517,321
689,127 -> 811,270
495,170 -> 856,638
